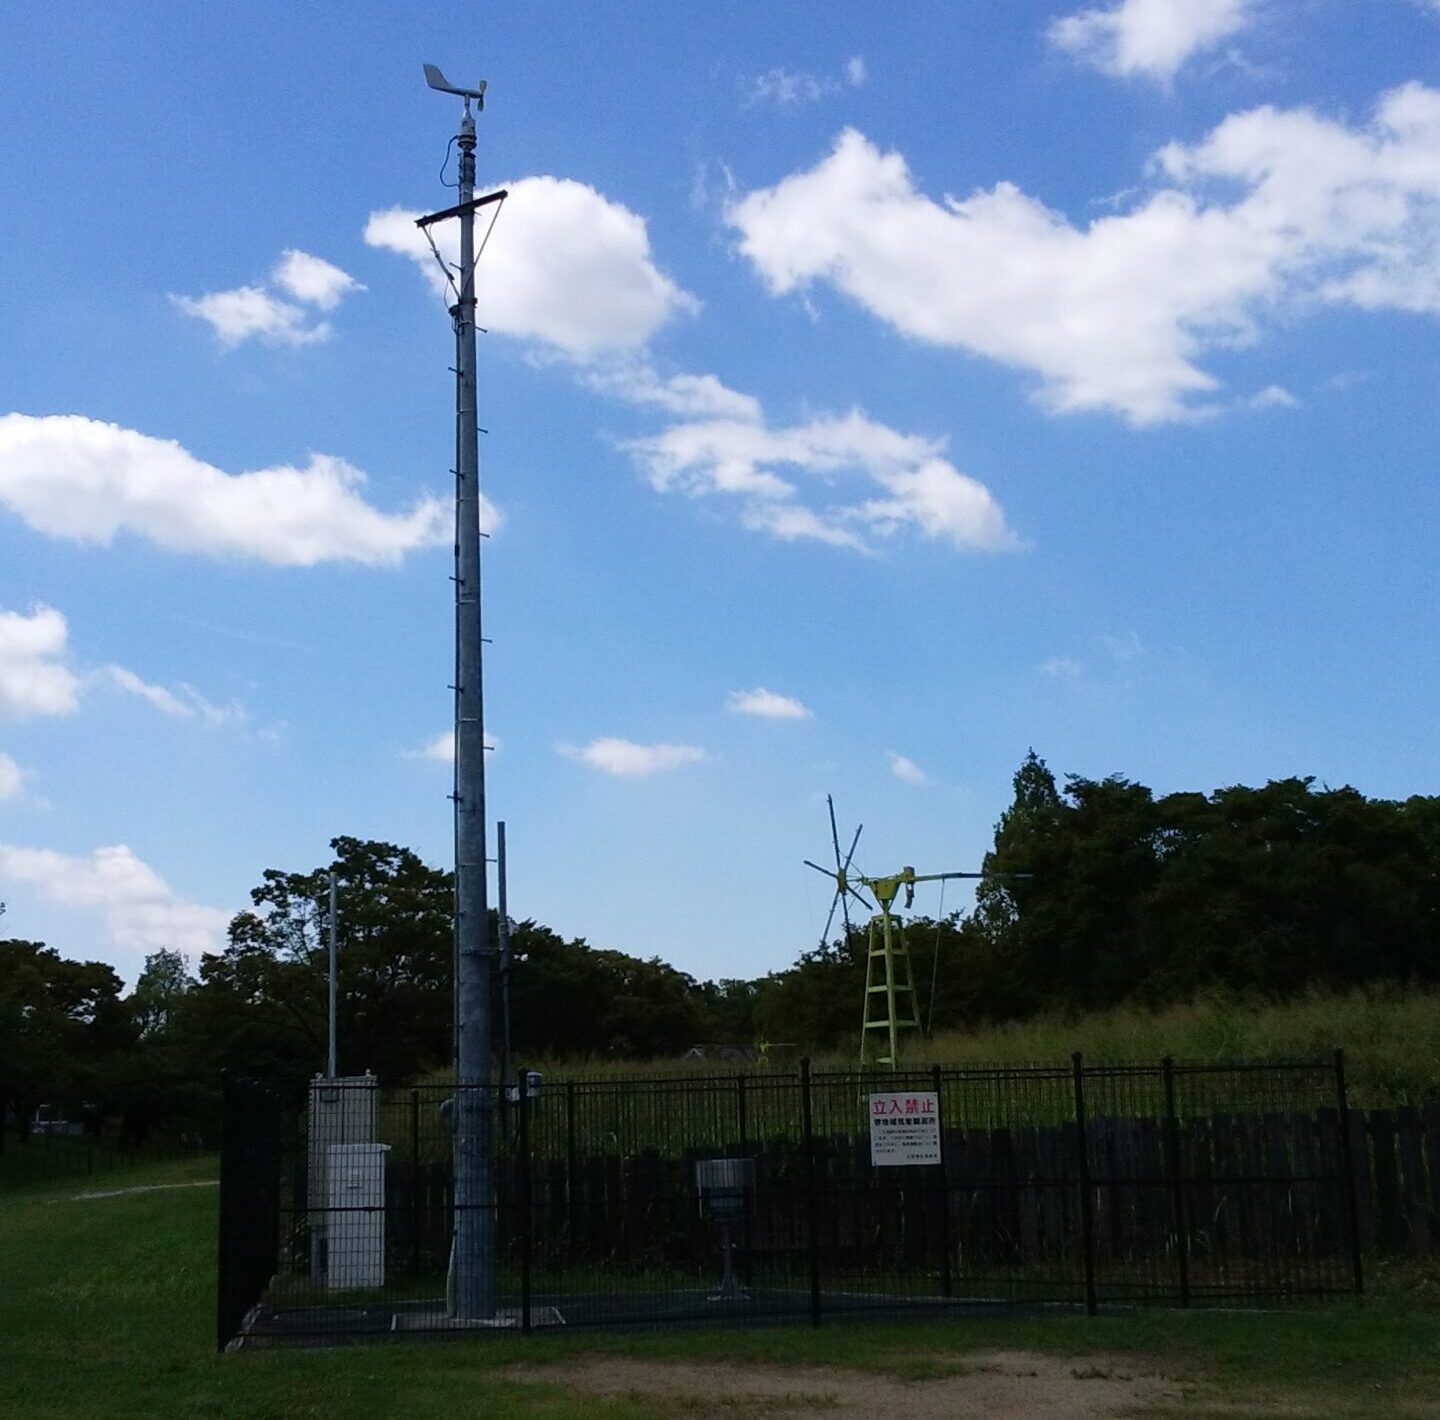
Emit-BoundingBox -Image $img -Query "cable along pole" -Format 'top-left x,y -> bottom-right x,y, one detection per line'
419,62 -> 499,1320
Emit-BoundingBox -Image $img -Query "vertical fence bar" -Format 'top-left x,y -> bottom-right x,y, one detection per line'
932,1064 -> 953,1298
736,1074 -> 748,1152
1072,1052 -> 1099,1316
1161,1057 -> 1190,1308
410,1090 -> 422,1276
565,1080 -> 577,1270
800,1058 -> 822,1326
520,1082 -> 533,1334
1334,1048 -> 1365,1297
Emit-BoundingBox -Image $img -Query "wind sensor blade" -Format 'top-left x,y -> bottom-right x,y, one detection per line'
819,892 -> 839,950
422,63 -> 488,101
803,859 -> 837,879
842,823 -> 862,873
838,881 -> 855,944
828,795 -> 844,872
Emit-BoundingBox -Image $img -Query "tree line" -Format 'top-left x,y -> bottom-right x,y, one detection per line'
4,753 -> 1437,1143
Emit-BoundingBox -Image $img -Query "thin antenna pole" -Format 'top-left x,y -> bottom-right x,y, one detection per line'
327,870 -> 338,1078
449,89 -> 496,1321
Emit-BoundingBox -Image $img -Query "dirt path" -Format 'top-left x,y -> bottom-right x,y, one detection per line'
53,1180 -> 219,1203
507,1351 -> 1196,1420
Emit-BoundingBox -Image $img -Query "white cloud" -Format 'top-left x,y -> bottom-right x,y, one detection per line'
0,842 -> 229,961
0,753 -> 23,800
404,729 -> 497,762
585,359 -> 762,422
364,176 -> 697,357
727,89 -> 1440,423
1248,384 -> 1298,410
173,248 -> 361,346
888,751 -> 929,785
101,666 -> 243,727
171,286 -> 330,347
558,738 -> 707,777
749,55 -> 868,106
1040,655 -> 1085,680
1100,630 -> 1145,661
1049,0 -> 1256,81
627,406 -> 1019,554
0,604 -> 80,721
272,249 -> 364,310
727,688 -> 812,719
0,414 -> 466,565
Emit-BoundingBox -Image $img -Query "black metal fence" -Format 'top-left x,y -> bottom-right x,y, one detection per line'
218,1054 -> 1363,1348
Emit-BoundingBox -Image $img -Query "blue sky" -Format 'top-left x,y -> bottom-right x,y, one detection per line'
2,0 -> 1438,989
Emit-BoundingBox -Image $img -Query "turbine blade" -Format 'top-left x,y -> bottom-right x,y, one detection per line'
828,794 -> 844,872
842,823 -> 862,873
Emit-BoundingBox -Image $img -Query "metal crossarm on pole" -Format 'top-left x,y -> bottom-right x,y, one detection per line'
415,189 -> 509,228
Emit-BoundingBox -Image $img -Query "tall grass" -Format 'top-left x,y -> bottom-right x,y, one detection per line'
481,987 -> 1440,1109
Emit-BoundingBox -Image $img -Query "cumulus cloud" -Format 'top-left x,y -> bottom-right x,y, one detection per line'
365,176 -> 697,356
1048,0 -> 1256,81
727,88 -> 1440,423
0,414 -> 467,565
0,842 -> 229,962
1040,655 -> 1085,680
0,604 -> 81,721
172,286 -> 330,348
749,55 -> 868,106
0,752 -> 23,800
627,405 -> 1019,554
727,688 -> 812,719
888,751 -> 929,785
272,249 -> 364,310
558,738 -> 707,777
173,249 -> 362,346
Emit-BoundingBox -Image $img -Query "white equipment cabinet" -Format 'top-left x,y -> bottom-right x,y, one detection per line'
307,1074 -> 379,1285
325,1142 -> 389,1289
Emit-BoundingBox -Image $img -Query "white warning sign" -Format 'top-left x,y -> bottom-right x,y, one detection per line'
868,1091 -> 942,1166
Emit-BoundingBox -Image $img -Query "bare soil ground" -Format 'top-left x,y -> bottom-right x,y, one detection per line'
507,1351 -> 1199,1419
510,1351 -> 1440,1420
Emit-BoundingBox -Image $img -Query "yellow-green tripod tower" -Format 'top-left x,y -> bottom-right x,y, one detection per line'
806,798 -> 1028,1067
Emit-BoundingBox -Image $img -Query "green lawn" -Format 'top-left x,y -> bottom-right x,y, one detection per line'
1,1156 -> 1437,1419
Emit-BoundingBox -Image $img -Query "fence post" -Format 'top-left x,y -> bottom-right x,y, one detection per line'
215,1072 -> 232,1351
520,1080 -> 533,1334
931,1064 -> 953,1298
410,1089 -> 422,1277
1071,1052 -> 1098,1316
1161,1057 -> 1190,1308
1334,1048 -> 1365,1296
800,1057 -> 822,1326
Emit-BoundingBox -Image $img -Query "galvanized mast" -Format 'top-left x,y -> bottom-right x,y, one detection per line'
420,62 -> 495,1320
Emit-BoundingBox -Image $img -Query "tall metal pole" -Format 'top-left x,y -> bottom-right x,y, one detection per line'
327,870 -> 338,1078
449,87 -> 495,1320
